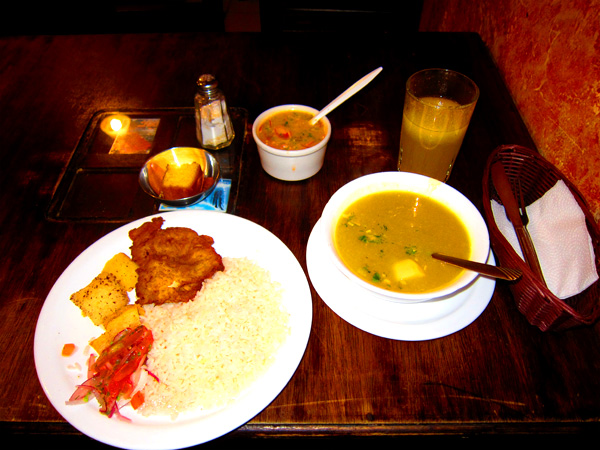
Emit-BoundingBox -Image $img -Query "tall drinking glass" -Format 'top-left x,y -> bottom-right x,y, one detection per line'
397,69 -> 479,182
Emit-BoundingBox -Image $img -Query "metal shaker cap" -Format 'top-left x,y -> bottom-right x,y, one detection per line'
197,74 -> 219,92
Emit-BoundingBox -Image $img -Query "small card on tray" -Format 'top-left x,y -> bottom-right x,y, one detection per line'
158,179 -> 231,212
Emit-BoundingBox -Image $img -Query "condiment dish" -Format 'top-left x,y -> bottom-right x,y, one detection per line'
139,147 -> 220,206
252,104 -> 331,181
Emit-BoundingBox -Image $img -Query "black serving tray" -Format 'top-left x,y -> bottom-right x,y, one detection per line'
47,107 -> 247,223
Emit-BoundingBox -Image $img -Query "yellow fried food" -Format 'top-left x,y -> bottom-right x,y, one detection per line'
101,252 -> 138,292
70,272 -> 130,327
161,162 -> 203,200
90,304 -> 144,353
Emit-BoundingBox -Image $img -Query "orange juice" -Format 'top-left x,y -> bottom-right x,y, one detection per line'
398,70 -> 478,181
398,96 -> 472,181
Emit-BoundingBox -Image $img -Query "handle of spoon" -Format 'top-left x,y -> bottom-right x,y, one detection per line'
432,253 -> 522,281
309,67 -> 383,126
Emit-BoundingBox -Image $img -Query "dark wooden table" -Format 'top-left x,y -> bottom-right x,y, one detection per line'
1,31 -> 598,448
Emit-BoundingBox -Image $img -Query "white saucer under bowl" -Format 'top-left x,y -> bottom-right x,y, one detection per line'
306,219 -> 496,341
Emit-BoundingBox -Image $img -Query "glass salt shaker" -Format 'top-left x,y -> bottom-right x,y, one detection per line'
194,74 -> 235,150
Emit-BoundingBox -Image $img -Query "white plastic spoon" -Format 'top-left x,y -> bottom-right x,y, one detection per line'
309,66 -> 383,126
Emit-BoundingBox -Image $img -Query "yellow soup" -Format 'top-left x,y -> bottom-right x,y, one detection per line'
257,110 -> 327,150
334,190 -> 471,294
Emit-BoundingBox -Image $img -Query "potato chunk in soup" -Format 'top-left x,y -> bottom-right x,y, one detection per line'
334,190 -> 471,294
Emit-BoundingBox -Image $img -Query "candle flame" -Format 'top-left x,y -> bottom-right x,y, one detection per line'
100,114 -> 131,137
110,118 -> 123,132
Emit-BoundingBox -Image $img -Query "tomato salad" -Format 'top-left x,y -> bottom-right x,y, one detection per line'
67,325 -> 155,421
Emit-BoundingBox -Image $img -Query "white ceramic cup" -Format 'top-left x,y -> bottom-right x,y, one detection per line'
252,104 -> 332,181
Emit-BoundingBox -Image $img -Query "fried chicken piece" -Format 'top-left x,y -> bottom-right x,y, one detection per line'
128,217 -> 224,305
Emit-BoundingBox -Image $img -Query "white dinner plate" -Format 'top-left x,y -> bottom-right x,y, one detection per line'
34,211 -> 313,450
307,218 -> 495,341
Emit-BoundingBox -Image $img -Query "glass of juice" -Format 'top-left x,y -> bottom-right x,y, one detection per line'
398,69 -> 479,182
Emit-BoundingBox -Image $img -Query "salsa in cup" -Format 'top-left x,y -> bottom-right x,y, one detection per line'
256,110 -> 327,150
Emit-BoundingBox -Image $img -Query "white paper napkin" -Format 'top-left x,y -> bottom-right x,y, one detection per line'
491,179 -> 598,299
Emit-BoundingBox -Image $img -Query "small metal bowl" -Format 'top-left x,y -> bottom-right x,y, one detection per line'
139,147 -> 220,206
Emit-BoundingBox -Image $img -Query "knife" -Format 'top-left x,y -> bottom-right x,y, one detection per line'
491,161 -> 546,283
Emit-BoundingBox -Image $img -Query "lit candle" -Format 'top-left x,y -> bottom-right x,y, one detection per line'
100,114 -> 131,137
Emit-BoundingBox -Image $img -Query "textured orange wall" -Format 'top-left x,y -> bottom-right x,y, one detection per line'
420,0 -> 600,222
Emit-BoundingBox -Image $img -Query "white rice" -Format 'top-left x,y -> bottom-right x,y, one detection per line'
138,257 -> 290,418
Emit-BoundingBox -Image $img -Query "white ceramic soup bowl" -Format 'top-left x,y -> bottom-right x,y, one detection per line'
252,104 -> 332,181
320,171 -> 490,303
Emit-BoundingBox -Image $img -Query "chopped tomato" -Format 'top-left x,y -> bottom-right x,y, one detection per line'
130,391 -> 145,410
273,125 -> 291,139
68,325 -> 153,420
61,343 -> 76,356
